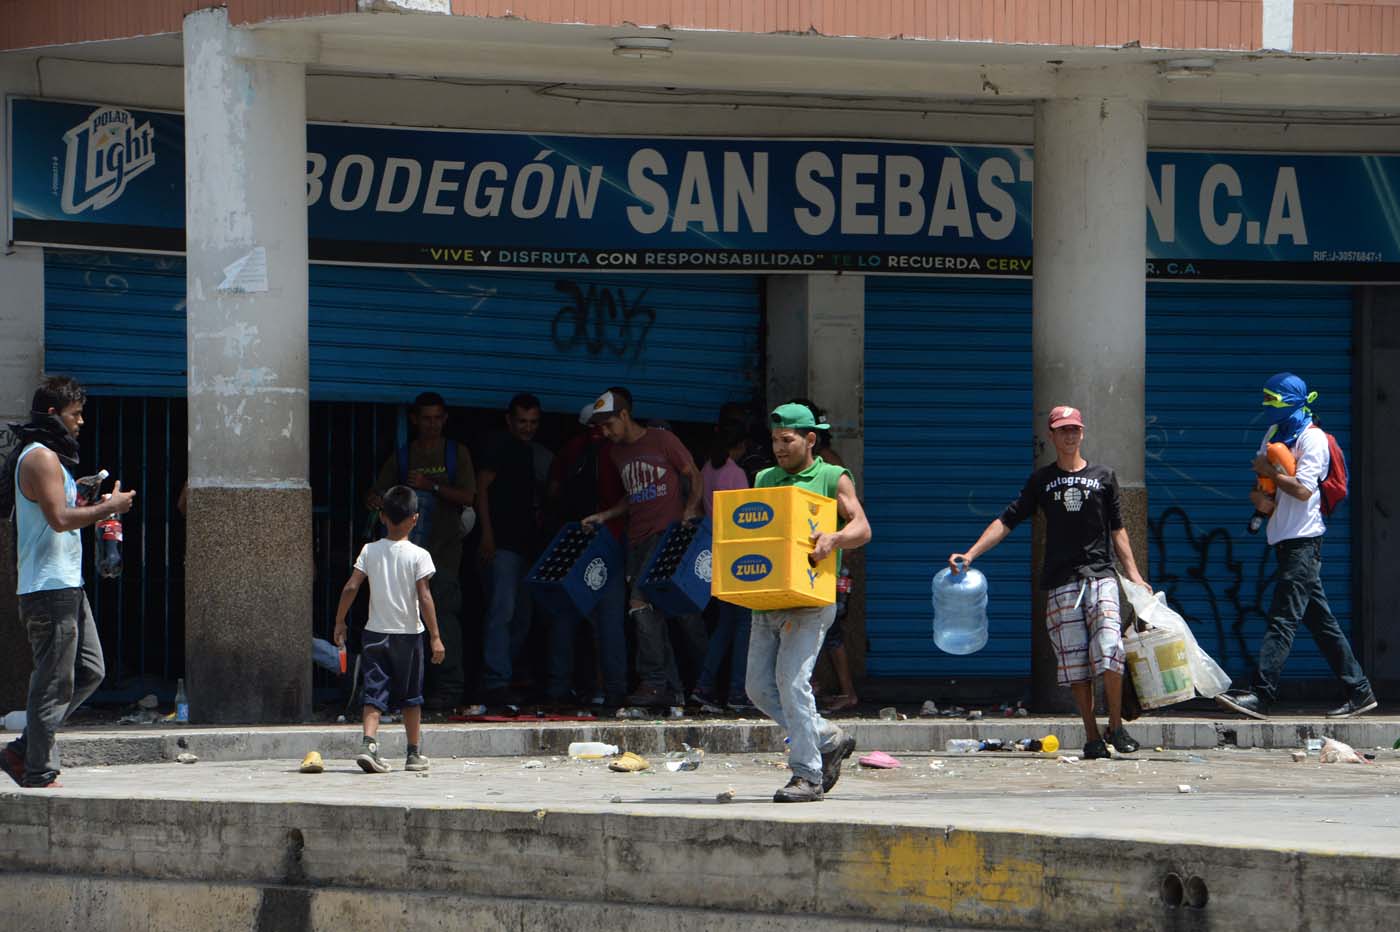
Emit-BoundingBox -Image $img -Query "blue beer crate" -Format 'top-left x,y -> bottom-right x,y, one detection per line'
526,522 -> 622,618
638,518 -> 713,616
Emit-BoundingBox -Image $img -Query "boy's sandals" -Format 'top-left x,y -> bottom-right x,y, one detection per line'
608,752 -> 651,773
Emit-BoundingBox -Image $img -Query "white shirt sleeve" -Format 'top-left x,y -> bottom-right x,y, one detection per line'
1292,428 -> 1329,493
417,548 -> 436,582
353,543 -> 370,575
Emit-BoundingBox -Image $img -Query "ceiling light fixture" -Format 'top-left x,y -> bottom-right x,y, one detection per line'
612,37 -> 673,60
1159,58 -> 1217,79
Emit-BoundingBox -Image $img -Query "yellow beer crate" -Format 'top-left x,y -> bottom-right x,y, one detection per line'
712,538 -> 837,610
711,487 -> 840,609
712,487 -> 837,546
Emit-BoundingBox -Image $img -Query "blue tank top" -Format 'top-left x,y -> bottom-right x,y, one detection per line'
15,443 -> 83,594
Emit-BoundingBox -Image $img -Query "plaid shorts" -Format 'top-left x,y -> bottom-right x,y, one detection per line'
1045,577 -> 1125,687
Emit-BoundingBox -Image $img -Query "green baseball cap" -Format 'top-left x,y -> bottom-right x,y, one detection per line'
769,402 -> 830,431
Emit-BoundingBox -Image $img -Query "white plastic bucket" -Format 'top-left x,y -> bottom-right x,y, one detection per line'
1125,626 -> 1195,710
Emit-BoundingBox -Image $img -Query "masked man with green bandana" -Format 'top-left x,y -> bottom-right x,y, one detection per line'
745,403 -> 871,803
1216,372 -> 1378,720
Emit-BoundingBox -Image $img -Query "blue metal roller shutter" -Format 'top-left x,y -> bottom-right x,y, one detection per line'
864,276 -> 1034,678
44,250 -> 761,420
44,251 -> 188,397
1146,282 -> 1354,682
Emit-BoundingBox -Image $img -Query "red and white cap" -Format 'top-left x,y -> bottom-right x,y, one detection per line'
1048,405 -> 1084,430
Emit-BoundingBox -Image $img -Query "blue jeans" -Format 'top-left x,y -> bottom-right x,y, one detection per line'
697,600 -> 751,702
1252,536 -> 1372,703
547,566 -> 628,703
481,549 -> 535,692
745,604 -> 842,784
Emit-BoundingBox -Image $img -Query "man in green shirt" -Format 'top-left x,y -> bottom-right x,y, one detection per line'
747,403 -> 871,802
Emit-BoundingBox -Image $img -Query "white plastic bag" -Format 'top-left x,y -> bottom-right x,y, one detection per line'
1119,577 -> 1232,698
1319,737 -> 1368,764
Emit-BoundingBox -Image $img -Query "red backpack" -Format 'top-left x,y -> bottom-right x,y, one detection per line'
1310,425 -> 1348,517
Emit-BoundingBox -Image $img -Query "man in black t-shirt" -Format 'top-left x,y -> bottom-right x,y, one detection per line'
477,393 -> 553,706
950,406 -> 1149,760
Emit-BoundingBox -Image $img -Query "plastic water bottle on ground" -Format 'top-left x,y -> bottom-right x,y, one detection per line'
568,741 -> 620,759
945,738 -> 981,753
174,678 -> 189,723
931,561 -> 989,655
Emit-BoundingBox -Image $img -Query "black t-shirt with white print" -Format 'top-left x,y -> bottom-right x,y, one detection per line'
999,463 -> 1123,589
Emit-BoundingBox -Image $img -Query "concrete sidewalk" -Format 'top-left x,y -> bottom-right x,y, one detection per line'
5,744 -> 1400,930
14,710 -> 1400,767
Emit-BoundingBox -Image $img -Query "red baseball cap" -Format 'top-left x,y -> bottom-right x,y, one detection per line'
1048,405 -> 1084,430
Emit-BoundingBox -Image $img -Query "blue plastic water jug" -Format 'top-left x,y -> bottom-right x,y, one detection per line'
931,563 -> 989,655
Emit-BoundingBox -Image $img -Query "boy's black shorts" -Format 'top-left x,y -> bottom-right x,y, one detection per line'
360,631 -> 425,712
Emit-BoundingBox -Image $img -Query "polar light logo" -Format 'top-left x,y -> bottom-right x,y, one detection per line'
60,107 -> 156,215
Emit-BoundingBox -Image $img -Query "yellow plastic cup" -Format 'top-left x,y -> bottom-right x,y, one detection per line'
1041,735 -> 1060,754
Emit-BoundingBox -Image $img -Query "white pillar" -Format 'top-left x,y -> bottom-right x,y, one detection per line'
1032,93 -> 1147,484
764,273 -> 865,488
183,8 -> 311,723
1031,84 -> 1149,707
764,272 -> 867,690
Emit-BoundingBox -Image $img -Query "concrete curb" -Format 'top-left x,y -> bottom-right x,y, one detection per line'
5,793 -> 1398,930
28,715 -> 1400,766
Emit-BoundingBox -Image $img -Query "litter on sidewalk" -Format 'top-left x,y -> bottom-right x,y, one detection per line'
1319,737 -> 1369,764
858,751 -> 902,769
664,747 -> 704,772
609,752 -> 651,772
298,751 -> 324,773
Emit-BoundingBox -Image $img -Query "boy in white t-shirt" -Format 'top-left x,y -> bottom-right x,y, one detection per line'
334,485 -> 445,773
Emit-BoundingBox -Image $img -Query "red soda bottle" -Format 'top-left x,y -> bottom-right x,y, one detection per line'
96,512 -> 123,578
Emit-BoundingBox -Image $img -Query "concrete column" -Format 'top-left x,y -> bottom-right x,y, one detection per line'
764,272 -> 866,687
1030,85 -> 1149,709
0,58 -> 45,713
763,274 -> 865,488
183,9 -> 311,723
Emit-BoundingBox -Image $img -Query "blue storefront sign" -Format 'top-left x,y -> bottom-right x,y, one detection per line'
8,97 -> 1400,280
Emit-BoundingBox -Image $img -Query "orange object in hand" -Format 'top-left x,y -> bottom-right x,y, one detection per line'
1255,442 -> 1297,495
338,646 -> 347,674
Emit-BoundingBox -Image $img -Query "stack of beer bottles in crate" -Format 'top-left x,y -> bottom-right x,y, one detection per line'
711,487 -> 838,609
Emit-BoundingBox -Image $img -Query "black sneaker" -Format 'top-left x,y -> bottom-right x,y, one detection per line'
0,746 -> 24,785
1083,738 -> 1111,760
773,776 -> 823,803
1104,726 -> 1140,755
1215,689 -> 1269,720
624,684 -> 671,708
405,751 -> 431,772
820,731 -> 857,793
1327,694 -> 1379,718
356,741 -> 391,773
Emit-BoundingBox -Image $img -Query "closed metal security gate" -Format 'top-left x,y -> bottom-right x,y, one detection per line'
1146,282 -> 1354,682
864,276 -> 1034,678
44,250 -> 762,419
